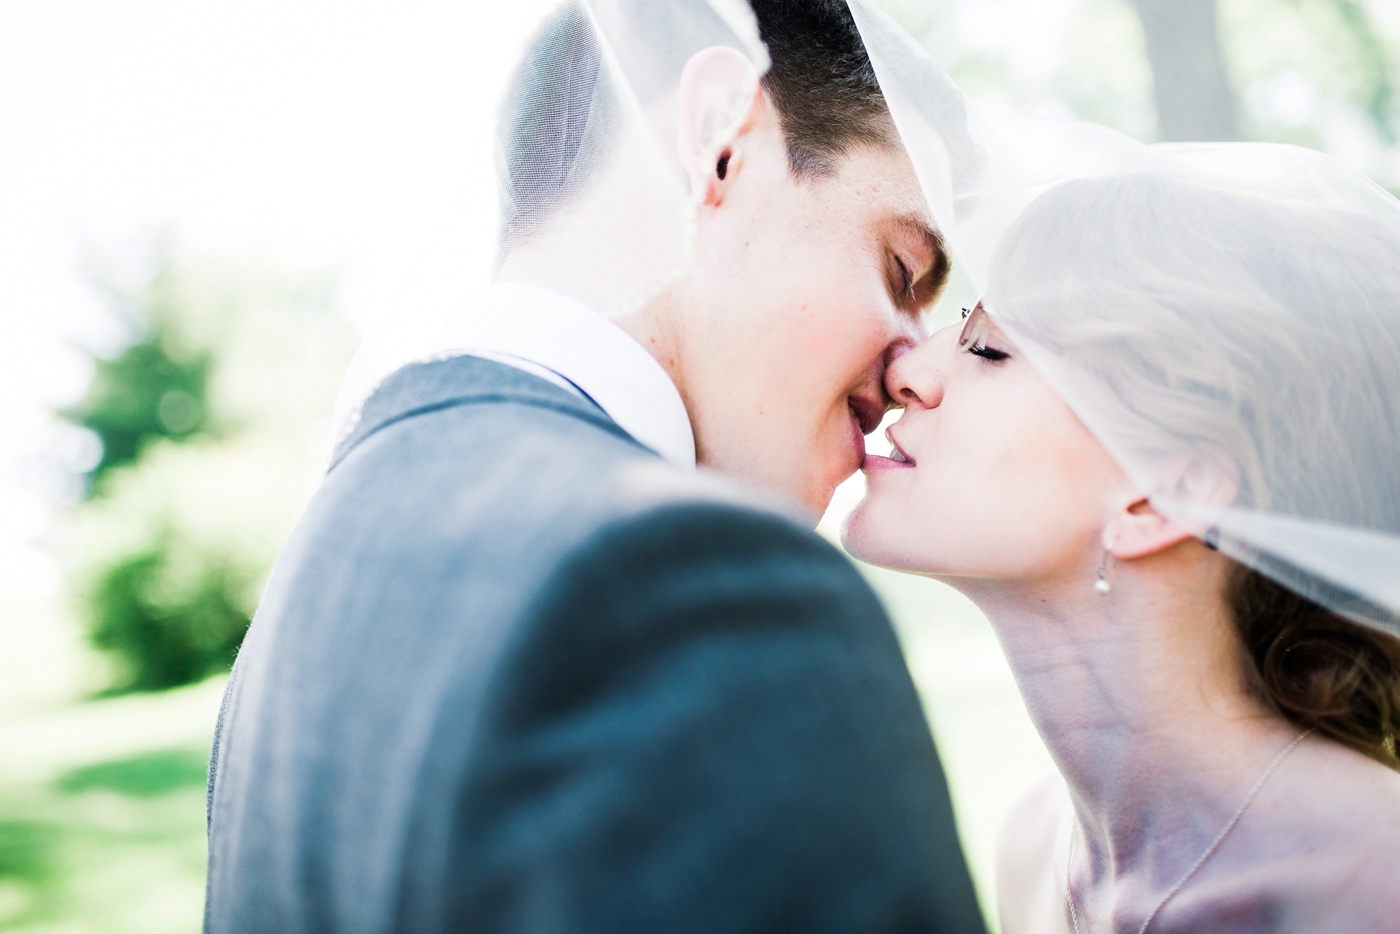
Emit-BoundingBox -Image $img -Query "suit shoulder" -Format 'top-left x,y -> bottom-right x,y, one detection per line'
516,464 -> 891,679
550,458 -> 875,597
596,458 -> 813,532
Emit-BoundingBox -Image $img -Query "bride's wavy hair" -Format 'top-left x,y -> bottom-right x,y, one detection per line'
986,173 -> 1400,769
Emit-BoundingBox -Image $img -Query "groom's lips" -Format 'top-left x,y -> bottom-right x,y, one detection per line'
847,394 -> 885,468
848,395 -> 885,437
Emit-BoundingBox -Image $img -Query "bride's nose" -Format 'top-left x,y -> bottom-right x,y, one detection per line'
884,334 -> 946,410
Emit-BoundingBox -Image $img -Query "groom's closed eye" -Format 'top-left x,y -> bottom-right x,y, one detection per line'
891,254 -> 917,300
887,215 -> 950,314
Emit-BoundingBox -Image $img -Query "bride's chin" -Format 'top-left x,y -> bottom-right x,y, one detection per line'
842,509 -> 995,585
840,507 -> 919,572
838,504 -> 879,561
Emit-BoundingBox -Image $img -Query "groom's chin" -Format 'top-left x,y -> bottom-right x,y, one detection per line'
796,485 -> 836,529
772,463 -> 846,528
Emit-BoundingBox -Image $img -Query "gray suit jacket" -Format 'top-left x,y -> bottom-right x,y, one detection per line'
204,354 -> 983,933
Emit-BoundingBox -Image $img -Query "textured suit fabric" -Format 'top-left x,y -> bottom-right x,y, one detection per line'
204,354 -> 983,933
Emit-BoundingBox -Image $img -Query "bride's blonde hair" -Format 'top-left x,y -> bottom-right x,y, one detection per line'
987,173 -> 1400,768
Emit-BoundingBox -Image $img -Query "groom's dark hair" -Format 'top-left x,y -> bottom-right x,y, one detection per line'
750,0 -> 894,176
496,0 -> 894,256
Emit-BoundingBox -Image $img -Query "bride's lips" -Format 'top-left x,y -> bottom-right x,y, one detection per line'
863,426 -> 916,472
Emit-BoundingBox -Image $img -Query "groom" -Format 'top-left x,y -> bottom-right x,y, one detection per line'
204,1 -> 982,931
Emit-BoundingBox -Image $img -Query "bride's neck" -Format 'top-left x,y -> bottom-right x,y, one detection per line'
968,557 -> 1291,876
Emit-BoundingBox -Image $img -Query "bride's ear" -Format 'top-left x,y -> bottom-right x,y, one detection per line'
1104,498 -> 1197,560
676,46 -> 764,207
1104,454 -> 1240,560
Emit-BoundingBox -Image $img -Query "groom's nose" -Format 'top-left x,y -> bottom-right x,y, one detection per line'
884,335 -> 945,410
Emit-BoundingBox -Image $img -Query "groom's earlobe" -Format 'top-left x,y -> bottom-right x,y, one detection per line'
698,148 -> 742,207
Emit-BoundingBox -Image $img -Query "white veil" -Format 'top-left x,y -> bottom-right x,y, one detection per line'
491,0 -> 770,316
850,0 -> 1400,637
333,0 -> 770,432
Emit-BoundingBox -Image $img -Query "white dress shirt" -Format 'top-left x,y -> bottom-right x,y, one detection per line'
430,283 -> 696,469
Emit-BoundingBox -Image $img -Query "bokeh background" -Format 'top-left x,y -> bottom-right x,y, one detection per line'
1,0 -> 1396,930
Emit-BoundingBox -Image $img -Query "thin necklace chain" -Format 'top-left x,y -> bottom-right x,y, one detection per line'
1065,727 -> 1313,934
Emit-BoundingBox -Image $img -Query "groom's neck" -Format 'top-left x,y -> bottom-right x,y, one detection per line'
613,284 -> 695,439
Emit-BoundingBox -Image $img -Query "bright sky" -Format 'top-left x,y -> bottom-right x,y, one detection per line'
0,0 -> 561,595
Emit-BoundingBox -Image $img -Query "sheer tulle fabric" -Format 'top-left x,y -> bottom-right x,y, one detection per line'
332,0 -> 768,435
492,0 -> 769,317
850,0 -> 1400,636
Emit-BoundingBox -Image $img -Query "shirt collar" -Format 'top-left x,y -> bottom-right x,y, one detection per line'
432,283 -> 696,469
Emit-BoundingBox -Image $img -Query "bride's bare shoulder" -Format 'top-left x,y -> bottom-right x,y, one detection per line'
1316,749 -> 1400,906
996,773 -> 1069,934
1299,740 -> 1400,847
1157,743 -> 1400,931
998,772 -> 1067,875
1252,740 -> 1400,926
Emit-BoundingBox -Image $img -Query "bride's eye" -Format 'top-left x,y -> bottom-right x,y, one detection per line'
958,306 -> 1011,362
968,342 -> 1010,362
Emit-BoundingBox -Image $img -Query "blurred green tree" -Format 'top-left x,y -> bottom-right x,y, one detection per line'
1129,0 -> 1240,140
62,253 -> 353,693
1127,0 -> 1397,145
1316,0 -> 1397,142
85,533 -> 254,690
885,0 -> 1399,193
66,339 -> 212,486
63,266 -> 216,492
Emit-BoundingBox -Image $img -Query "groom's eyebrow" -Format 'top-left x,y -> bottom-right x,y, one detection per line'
896,215 -> 945,267
893,214 -> 951,303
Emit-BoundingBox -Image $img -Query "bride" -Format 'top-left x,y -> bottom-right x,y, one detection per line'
843,163 -> 1400,932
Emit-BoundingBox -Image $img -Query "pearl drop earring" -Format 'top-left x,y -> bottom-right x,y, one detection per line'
1094,549 -> 1114,595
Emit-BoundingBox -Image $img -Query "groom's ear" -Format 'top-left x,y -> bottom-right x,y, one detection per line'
676,47 -> 765,208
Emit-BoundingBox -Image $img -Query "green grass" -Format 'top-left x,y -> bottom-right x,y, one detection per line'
0,747 -> 209,933
0,595 -> 223,934
55,750 -> 210,800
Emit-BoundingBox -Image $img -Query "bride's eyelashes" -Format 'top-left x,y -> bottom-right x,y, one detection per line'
958,305 -> 1012,362
968,343 -> 1011,362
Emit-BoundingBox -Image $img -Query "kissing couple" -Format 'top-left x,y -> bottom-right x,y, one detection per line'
203,1 -> 1400,931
